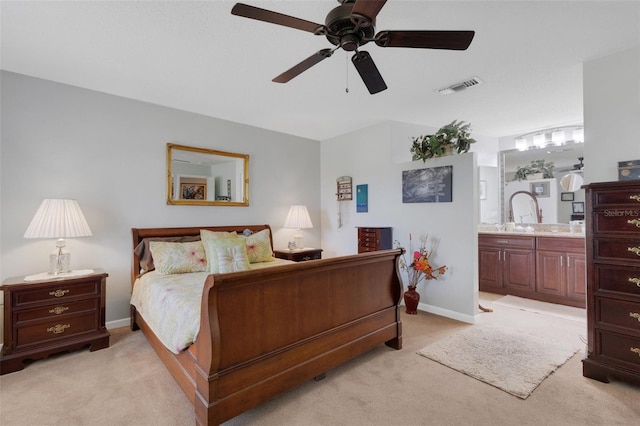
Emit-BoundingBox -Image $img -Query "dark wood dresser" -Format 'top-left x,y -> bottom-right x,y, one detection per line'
357,227 -> 392,253
1,270 -> 110,375
582,180 -> 640,386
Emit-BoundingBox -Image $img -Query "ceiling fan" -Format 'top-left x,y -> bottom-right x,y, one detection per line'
231,0 -> 475,94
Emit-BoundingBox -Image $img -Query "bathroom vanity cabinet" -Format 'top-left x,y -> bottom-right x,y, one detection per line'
479,233 -> 586,308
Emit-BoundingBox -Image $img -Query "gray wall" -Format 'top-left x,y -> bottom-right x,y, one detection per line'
583,46 -> 640,183
0,71 -> 321,326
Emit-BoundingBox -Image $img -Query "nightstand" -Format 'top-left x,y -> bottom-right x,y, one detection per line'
274,248 -> 323,262
1,269 -> 110,375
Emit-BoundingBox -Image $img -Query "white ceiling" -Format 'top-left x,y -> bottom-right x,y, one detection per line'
2,1 -> 639,141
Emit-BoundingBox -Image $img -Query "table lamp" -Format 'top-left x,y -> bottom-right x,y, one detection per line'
23,199 -> 93,275
283,205 -> 313,250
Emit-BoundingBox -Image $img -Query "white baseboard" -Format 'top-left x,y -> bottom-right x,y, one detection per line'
417,302 -> 476,324
106,317 -> 130,330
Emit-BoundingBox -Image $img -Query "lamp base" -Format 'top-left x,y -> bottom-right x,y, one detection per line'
293,235 -> 304,250
49,252 -> 71,275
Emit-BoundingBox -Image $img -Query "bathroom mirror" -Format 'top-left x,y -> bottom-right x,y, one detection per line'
509,191 -> 542,223
499,142 -> 584,223
167,143 -> 249,206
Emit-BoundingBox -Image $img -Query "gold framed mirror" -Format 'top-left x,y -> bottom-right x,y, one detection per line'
167,143 -> 249,206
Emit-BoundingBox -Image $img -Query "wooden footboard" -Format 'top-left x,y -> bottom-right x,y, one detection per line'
131,226 -> 403,426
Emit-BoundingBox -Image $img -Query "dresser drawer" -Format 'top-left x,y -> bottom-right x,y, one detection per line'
597,298 -> 640,332
593,238 -> 640,265
358,244 -> 379,252
478,234 -> 535,249
14,281 -> 99,307
536,236 -> 585,252
593,211 -> 640,235
15,298 -> 99,323
594,264 -> 640,298
593,190 -> 640,207
595,331 -> 640,371
15,311 -> 99,349
358,228 -> 382,238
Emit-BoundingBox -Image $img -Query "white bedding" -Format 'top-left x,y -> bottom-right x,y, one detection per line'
130,258 -> 294,353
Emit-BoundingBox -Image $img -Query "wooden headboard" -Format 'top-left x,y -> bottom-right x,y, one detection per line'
131,224 -> 273,286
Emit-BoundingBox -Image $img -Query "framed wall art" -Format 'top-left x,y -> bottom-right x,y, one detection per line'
529,181 -> 550,198
479,180 -> 487,200
402,165 -> 453,203
181,183 -> 206,200
356,184 -> 368,213
572,201 -> 585,214
561,192 -> 574,201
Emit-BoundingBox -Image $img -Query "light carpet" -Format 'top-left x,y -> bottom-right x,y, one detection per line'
417,296 -> 586,399
492,295 -> 586,323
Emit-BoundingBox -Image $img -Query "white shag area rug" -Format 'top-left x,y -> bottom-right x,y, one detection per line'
417,296 -> 586,399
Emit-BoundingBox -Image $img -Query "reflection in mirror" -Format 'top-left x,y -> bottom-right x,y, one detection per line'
559,172 -> 584,192
167,143 -> 249,206
500,141 -> 584,223
509,191 -> 542,223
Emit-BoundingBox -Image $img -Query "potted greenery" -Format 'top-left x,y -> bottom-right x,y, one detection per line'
514,159 -> 555,181
410,120 -> 476,162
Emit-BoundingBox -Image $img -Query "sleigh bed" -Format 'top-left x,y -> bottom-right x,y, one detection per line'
130,224 -> 403,426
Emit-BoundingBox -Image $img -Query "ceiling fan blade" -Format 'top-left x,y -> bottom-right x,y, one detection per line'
273,49 -> 334,83
351,51 -> 387,95
351,0 -> 387,22
375,30 -> 475,50
231,3 -> 325,34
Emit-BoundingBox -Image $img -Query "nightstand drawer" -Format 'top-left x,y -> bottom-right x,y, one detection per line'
15,311 -> 99,349
14,281 -> 99,307
16,298 -> 98,323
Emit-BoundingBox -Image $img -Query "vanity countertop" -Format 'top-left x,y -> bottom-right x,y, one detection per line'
479,230 -> 585,238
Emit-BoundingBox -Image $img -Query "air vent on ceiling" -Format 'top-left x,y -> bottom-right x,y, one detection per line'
437,76 -> 483,95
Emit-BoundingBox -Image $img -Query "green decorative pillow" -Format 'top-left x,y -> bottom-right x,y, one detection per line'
149,241 -> 207,275
214,239 -> 250,273
200,229 -> 240,269
241,228 -> 274,263
205,238 -> 249,273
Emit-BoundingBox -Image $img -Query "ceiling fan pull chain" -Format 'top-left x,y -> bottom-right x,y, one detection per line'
345,52 -> 349,93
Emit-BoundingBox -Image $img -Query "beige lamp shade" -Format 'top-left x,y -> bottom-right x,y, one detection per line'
24,199 -> 93,239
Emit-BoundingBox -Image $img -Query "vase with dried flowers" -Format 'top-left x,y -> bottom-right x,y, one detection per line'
394,234 -> 447,314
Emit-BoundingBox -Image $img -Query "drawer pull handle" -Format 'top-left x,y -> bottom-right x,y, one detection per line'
47,324 -> 70,334
629,277 -> 640,287
631,347 -> 640,357
496,240 -> 509,244
628,219 -> 640,228
49,289 -> 70,298
49,306 -> 69,315
628,247 -> 640,257
631,312 -> 640,322
630,195 -> 640,203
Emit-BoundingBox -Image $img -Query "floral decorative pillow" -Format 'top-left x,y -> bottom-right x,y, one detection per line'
205,238 -> 250,273
149,241 -> 207,275
241,228 -> 274,263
